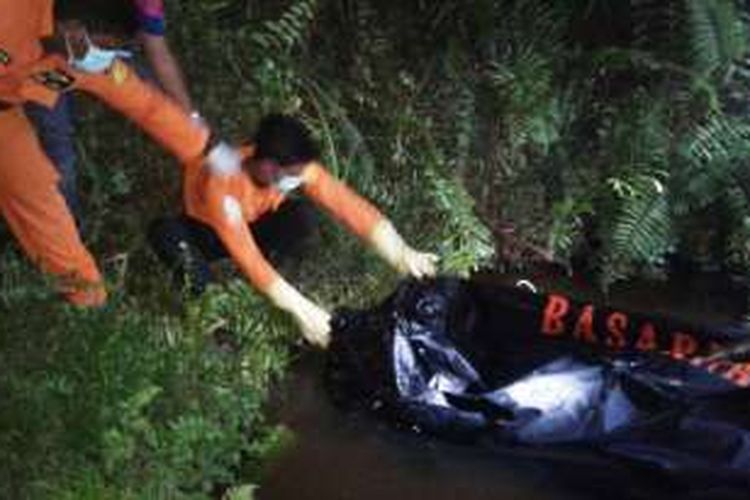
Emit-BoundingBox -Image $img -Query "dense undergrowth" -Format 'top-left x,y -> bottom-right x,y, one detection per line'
4,0 -> 750,498
0,251 -> 297,499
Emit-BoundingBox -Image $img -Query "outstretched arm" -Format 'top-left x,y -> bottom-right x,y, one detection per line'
72,61 -> 207,165
302,162 -> 438,278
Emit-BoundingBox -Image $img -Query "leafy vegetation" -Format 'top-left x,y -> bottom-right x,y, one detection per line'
4,0 -> 750,497
0,270 -> 294,499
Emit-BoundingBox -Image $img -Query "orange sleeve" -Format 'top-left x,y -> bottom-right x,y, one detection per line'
0,55 -> 66,107
199,178 -> 280,292
214,221 -> 280,292
38,0 -> 54,38
73,61 -> 209,164
0,76 -> 23,105
302,162 -> 384,239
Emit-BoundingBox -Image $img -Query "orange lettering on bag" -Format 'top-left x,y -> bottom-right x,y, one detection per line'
722,363 -> 750,387
573,305 -> 596,344
541,295 -> 570,336
670,332 -> 698,360
635,323 -> 658,351
606,312 -> 628,350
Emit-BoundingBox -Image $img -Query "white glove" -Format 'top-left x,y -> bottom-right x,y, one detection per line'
369,219 -> 439,278
266,278 -> 332,348
400,246 -> 440,278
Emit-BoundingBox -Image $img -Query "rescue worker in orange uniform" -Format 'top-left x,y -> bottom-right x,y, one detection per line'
79,54 -> 436,347
149,114 -> 438,348
0,0 -> 104,305
3,1 -> 435,345
25,0 -> 196,228
0,0 -> 208,306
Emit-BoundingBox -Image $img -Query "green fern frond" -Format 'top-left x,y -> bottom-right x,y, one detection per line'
631,0 -> 746,76
426,170 -> 495,276
298,80 -> 380,197
675,114 -> 750,211
347,0 -> 392,59
687,0 -> 747,76
248,0 -> 318,53
632,0 -> 691,63
484,51 -> 561,158
547,197 -> 593,259
608,174 -> 673,266
684,113 -> 750,164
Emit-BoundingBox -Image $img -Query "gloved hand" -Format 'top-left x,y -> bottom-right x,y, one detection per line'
266,278 -> 332,348
369,219 -> 439,278
398,246 -> 440,278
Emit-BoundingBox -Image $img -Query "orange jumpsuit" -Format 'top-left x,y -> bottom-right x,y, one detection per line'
0,0 -> 207,305
0,0 -> 104,305
183,148 -> 384,292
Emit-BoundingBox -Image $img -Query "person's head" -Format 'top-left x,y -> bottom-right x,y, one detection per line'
248,114 -> 320,187
51,0 -> 139,61
54,0 -> 139,38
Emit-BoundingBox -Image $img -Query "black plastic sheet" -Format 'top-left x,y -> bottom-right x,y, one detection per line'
326,278 -> 750,490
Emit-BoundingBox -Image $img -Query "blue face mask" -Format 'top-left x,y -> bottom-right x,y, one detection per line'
275,175 -> 304,194
65,32 -> 130,74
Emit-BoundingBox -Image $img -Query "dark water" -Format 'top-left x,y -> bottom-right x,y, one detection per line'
258,270 -> 748,500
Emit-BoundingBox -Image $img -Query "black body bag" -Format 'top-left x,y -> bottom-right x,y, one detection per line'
326,278 -> 750,488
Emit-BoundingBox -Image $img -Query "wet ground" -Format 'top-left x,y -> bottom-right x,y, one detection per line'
258,269 -> 749,500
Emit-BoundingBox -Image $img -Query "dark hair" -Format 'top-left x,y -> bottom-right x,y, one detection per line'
54,0 -> 139,36
253,114 -> 319,167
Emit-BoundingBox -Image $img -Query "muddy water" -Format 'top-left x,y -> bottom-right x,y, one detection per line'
258,270 -> 748,500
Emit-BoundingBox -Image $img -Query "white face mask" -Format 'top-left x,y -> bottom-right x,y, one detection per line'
274,175 -> 304,194
65,32 -> 130,74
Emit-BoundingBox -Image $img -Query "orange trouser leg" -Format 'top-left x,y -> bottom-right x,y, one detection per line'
0,108 -> 105,306
73,61 -> 209,165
